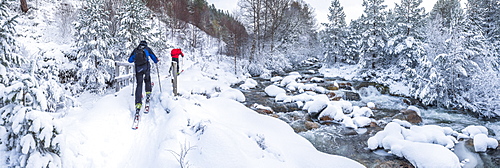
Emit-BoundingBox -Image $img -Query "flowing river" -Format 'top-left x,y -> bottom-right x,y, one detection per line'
235,62 -> 500,168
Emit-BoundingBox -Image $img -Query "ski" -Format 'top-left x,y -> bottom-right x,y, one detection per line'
144,100 -> 150,114
132,111 -> 140,130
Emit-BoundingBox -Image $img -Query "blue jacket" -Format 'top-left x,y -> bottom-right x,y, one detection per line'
128,43 -> 159,64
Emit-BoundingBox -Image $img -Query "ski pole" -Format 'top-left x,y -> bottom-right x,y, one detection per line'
156,64 -> 162,93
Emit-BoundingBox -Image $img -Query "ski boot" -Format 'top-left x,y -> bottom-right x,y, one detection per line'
144,92 -> 151,114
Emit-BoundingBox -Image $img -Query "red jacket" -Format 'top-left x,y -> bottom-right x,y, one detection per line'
171,48 -> 184,58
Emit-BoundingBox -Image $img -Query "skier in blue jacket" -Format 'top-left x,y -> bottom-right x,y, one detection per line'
128,40 -> 159,113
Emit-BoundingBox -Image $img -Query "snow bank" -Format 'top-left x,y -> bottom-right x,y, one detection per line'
368,122 -> 461,168
191,98 -> 365,168
399,142 -> 461,168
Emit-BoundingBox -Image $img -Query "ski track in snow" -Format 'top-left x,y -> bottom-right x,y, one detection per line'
62,75 -> 179,168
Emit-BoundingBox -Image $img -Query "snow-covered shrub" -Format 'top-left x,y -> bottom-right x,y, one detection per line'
0,74 -> 62,167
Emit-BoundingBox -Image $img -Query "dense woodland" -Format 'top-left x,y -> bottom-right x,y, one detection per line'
321,0 -> 500,117
0,0 -> 500,166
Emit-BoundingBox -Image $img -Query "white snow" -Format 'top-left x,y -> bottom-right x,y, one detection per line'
240,78 -> 258,90
280,73 -> 301,86
367,102 -> 375,109
318,103 -> 344,121
218,88 -> 246,102
264,85 -> 286,97
311,77 -> 324,83
367,122 -> 461,168
350,106 -> 374,118
461,125 -> 489,138
472,134 -> 498,152
353,117 -> 372,128
270,76 -> 283,83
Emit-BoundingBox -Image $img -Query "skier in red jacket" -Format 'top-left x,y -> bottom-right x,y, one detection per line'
171,48 -> 184,74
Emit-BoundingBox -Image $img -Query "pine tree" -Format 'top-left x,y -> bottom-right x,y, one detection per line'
321,0 -> 348,65
0,0 -> 21,69
386,0 -> 427,80
73,0 -> 114,93
414,0 -> 487,113
344,19 -> 362,64
461,0 -> 500,117
116,0 -> 152,52
358,0 -> 388,74
0,73 -> 63,167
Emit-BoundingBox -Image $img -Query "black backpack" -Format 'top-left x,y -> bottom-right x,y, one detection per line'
134,46 -> 148,66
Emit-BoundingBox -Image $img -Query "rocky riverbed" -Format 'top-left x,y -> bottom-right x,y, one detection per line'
234,61 -> 500,168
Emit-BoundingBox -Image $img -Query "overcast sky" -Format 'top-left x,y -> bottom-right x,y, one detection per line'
205,0 -> 439,25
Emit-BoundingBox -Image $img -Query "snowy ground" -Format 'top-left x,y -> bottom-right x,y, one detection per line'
58,62 -> 365,168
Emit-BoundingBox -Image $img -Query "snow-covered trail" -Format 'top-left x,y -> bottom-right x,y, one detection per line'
60,74 -> 180,168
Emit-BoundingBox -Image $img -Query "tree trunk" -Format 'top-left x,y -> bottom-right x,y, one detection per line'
20,0 -> 29,13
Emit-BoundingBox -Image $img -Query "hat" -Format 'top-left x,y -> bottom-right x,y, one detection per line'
139,40 -> 147,46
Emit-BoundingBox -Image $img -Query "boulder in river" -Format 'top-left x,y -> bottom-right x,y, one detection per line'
394,109 -> 423,124
343,91 -> 361,101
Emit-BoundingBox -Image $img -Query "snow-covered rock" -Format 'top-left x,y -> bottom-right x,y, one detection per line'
353,117 -> 372,128
310,77 -> 324,83
473,134 -> 498,152
399,141 -> 461,168
462,125 -> 489,138
367,102 -> 375,109
318,103 -> 344,121
303,99 -> 329,117
270,76 -> 283,83
351,106 -> 373,118
342,116 -> 357,129
368,122 -> 461,168
218,88 -> 246,102
240,78 -> 258,90
265,85 -> 286,97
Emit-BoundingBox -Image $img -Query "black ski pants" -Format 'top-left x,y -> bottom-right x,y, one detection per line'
135,64 -> 152,104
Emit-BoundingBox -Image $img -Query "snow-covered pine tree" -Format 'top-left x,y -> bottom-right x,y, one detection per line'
414,0 -> 483,112
0,0 -> 21,70
0,73 -> 63,168
276,1 -> 318,66
344,19 -> 362,64
321,0 -> 348,66
116,0 -> 152,53
0,2 -> 63,167
358,0 -> 388,75
386,0 -> 427,80
462,0 -> 500,117
73,0 -> 114,93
